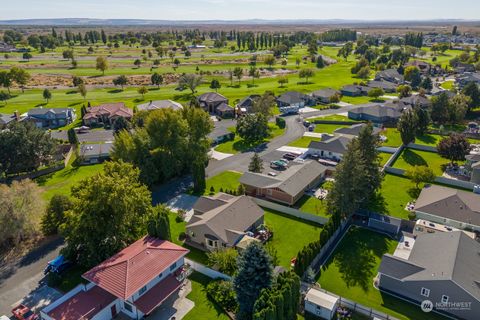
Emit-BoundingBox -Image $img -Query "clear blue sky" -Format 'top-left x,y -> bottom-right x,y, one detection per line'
1,0 -> 479,21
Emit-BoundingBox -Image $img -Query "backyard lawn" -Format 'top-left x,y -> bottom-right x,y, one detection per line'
308,114 -> 358,122
264,208 -> 322,269
288,136 -> 321,148
214,123 -> 285,154
296,195 -> 329,218
392,149 -> 451,176
183,272 -> 230,320
203,170 -> 242,195
382,129 -> 443,148
313,123 -> 348,134
378,152 -> 393,167
317,226 -> 447,320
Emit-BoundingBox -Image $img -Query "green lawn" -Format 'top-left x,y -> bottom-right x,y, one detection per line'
203,170 -> 242,195
313,123 -> 348,134
382,128 -> 443,147
378,152 -> 393,166
296,195 -> 329,218
440,81 -> 454,90
183,272 -> 230,320
369,174 -> 417,220
392,149 -> 451,176
288,136 -> 321,148
36,161 -> 105,201
318,226 -> 447,320
214,123 -> 285,154
264,209 -> 322,269
308,114 -> 357,122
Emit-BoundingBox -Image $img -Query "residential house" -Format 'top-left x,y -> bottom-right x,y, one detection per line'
276,91 -> 315,108
0,113 -> 19,129
216,103 -> 235,118
236,94 -> 261,114
307,135 -> 352,162
414,185 -> 480,232
186,193 -> 264,251
304,288 -> 339,320
456,72 -> 480,88
375,69 -> 404,84
367,80 -> 397,93
340,85 -> 371,97
83,103 -> 133,126
79,143 -> 113,165
136,100 -> 183,112
208,125 -> 232,145
197,92 -> 229,114
311,88 -> 340,104
452,62 -> 476,74
240,161 -> 328,205
27,107 -> 76,129
348,102 -> 408,124
399,95 -> 431,108
465,153 -> 480,184
41,236 -> 189,320
377,231 -> 480,320
405,60 -> 431,74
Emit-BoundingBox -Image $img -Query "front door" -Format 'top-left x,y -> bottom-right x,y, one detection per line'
111,304 -> 117,317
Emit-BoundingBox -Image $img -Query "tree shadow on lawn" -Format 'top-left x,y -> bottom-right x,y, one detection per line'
416,134 -> 437,145
367,192 -> 388,214
108,89 -> 123,94
399,149 -> 427,167
324,227 -> 389,292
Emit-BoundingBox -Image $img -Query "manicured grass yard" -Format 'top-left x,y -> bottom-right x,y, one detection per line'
288,136 -> 321,148
378,152 -> 393,166
296,195 -> 329,218
183,272 -> 229,320
36,162 -> 105,201
203,170 -> 242,195
264,208 -> 322,269
313,123 -> 348,134
308,114 -> 359,122
440,81 -> 454,90
382,129 -> 442,148
317,226 -> 447,320
214,123 -> 285,154
392,149 -> 451,176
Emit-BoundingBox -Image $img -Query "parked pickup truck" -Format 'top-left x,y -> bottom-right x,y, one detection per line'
12,304 -> 38,320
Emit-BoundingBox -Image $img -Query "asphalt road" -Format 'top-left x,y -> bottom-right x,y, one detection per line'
0,238 -> 64,315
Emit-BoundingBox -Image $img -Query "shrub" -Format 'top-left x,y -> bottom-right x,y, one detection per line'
206,280 -> 238,312
178,232 -> 186,241
275,117 -> 286,129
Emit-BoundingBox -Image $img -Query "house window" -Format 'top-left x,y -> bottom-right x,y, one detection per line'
158,272 -> 163,279
207,239 -> 214,247
267,189 -> 272,195
421,287 -> 430,297
170,262 -> 177,271
124,302 -> 133,312
441,295 -> 449,303
139,285 -> 147,295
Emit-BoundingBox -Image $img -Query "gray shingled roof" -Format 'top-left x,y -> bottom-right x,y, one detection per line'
28,108 -> 72,116
349,103 -> 404,119
379,231 -> 480,302
311,88 -> 339,99
198,92 -> 228,103
187,194 -> 264,244
308,135 -> 352,154
136,100 -> 183,111
0,113 -> 15,125
277,91 -> 309,105
240,161 -> 327,197
334,123 -> 381,137
415,185 -> 480,226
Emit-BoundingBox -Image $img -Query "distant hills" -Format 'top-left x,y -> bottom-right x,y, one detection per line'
0,18 -> 478,26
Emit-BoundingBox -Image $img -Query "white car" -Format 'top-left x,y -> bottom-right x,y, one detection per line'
268,172 -> 277,176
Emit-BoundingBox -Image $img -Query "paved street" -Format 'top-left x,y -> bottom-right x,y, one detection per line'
0,237 -> 64,315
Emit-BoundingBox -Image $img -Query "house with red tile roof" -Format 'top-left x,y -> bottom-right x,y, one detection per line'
83,102 -> 133,126
40,236 -> 189,320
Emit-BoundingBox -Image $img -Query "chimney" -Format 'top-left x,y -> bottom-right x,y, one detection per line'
14,110 -> 20,121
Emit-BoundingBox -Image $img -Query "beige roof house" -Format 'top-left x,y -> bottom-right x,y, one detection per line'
186,193 -> 264,251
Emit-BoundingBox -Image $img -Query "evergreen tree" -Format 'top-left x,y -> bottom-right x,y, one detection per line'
248,153 -> 263,173
234,242 -> 273,319
462,82 -> 480,111
147,205 -> 172,241
414,106 -> 430,136
397,110 -> 418,145
67,128 -> 78,144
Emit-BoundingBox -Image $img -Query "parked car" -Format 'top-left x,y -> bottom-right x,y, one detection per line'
278,159 -> 289,165
267,172 -> 277,176
44,255 -> 71,275
12,305 -> 38,320
283,153 -> 297,160
270,160 -> 287,168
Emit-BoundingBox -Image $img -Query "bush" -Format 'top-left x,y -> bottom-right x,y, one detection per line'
41,194 -> 73,236
206,280 -> 238,312
408,211 -> 416,220
178,232 -> 186,241
275,117 -> 286,129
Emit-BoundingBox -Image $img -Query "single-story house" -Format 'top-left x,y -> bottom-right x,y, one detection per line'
340,85 -> 371,97
276,91 -> 315,108
414,184 -> 480,232
307,135 -> 353,162
136,100 -> 183,112
83,102 -> 133,126
186,193 -> 264,251
311,88 -> 340,104
41,236 -> 189,320
456,72 -> 480,88
197,92 -> 229,114
405,60 -> 431,74
240,161 -> 328,205
378,231 -> 480,320
465,153 -> 480,184
236,94 -> 261,114
367,80 -> 397,93
27,107 -> 76,129
304,288 -> 339,320
208,125 -> 232,145
216,103 -> 235,118
333,123 -> 381,138
399,95 -> 431,108
79,143 -> 113,164
0,113 -> 18,129
375,69 -> 404,84
348,102 -> 408,124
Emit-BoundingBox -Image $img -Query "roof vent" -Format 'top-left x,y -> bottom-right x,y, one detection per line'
146,250 -> 150,254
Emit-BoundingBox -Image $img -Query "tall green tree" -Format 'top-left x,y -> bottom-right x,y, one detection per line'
414,106 -> 430,135
437,133 -> 471,164
430,92 -> 451,124
248,153 -> 263,173
95,56 -> 108,75
41,194 -> 72,236
236,114 -> 269,144
397,110 -> 418,145
462,82 -> 480,111
179,74 -> 202,95
147,205 -> 172,241
356,124 -> 382,201
43,88 -> 52,103
405,166 -> 436,189
61,161 -> 153,267
151,72 -> 163,88
234,242 -> 273,319
210,79 -> 221,92
113,75 -> 128,89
